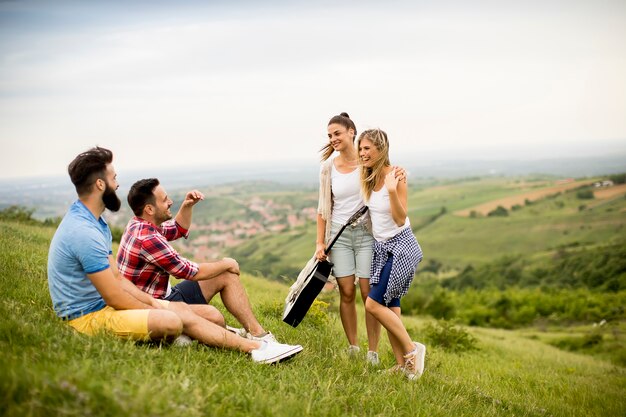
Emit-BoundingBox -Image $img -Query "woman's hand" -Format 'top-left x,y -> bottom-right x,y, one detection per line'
385,167 -> 400,192
315,242 -> 327,261
393,166 -> 407,183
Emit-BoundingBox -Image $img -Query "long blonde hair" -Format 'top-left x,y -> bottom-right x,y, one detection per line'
358,128 -> 390,202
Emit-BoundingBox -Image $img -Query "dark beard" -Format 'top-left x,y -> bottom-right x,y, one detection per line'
155,209 -> 173,226
102,185 -> 122,212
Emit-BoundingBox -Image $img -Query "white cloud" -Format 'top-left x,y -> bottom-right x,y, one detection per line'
1,1 -> 625,178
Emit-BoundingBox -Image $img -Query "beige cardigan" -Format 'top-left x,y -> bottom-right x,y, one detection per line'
317,158 -> 334,245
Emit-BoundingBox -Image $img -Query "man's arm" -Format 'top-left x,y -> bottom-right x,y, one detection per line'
174,190 -> 204,230
194,257 -> 240,280
87,267 -> 154,310
142,232 -> 239,282
77,227 -> 154,310
109,255 -> 163,308
118,277 -> 164,308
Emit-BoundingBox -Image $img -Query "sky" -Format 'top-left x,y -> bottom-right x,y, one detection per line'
1,0 -> 625,180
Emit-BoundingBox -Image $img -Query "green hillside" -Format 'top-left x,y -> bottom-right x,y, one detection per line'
1,217 -> 626,416
229,175 -> 626,278
225,176 -> 626,363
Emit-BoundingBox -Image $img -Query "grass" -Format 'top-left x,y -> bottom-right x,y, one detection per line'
414,178 -> 625,267
1,218 -> 626,416
517,322 -> 626,367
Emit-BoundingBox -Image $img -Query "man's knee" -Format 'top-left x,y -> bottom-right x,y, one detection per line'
195,305 -> 225,327
199,272 -> 240,295
148,310 -> 183,338
223,271 -> 241,284
206,305 -> 225,327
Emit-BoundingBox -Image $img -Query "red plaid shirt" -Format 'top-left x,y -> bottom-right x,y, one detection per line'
117,217 -> 199,299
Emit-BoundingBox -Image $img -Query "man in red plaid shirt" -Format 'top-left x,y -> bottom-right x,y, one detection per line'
117,178 -> 280,343
52,151 -> 301,364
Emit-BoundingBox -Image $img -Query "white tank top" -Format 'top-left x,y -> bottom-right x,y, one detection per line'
368,186 -> 410,241
331,161 -> 364,224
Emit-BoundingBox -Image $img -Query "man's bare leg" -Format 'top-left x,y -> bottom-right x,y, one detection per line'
166,302 -> 260,352
146,309 -> 184,340
197,272 -> 265,336
189,304 -> 226,327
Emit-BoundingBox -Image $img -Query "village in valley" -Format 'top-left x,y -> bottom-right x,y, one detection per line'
170,195 -> 318,261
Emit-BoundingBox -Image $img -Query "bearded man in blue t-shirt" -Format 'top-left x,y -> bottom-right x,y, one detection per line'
47,146 -> 302,364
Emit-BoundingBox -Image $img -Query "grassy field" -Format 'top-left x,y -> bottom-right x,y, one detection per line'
1,219 -> 625,417
452,179 -> 595,216
230,175 -> 626,276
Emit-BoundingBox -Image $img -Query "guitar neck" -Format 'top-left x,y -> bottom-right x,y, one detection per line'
324,224 -> 348,255
324,206 -> 368,255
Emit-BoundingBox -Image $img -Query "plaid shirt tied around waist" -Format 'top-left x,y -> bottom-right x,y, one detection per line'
370,227 -> 423,304
117,217 -> 199,299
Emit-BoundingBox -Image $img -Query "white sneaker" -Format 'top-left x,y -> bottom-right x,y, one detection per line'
172,334 -> 193,347
403,342 -> 426,380
366,350 -> 380,366
347,345 -> 360,357
246,331 -> 278,343
251,342 -> 303,364
225,325 -> 247,337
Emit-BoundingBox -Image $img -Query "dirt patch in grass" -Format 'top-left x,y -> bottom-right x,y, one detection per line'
454,180 -> 593,217
593,183 -> 626,199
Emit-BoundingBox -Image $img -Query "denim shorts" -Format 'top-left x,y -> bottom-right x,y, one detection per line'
368,254 -> 401,308
328,221 -> 374,279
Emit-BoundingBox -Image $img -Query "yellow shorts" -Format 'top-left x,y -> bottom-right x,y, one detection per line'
68,300 -> 170,341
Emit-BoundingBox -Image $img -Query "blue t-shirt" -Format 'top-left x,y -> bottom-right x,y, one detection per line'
47,200 -> 111,319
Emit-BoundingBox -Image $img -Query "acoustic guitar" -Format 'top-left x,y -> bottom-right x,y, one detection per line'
283,206 -> 369,327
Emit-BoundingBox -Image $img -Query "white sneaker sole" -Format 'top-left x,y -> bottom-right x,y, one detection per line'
415,342 -> 426,376
256,345 -> 303,364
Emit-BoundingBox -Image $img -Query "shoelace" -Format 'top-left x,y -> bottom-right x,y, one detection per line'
404,355 -> 416,372
380,364 -> 404,374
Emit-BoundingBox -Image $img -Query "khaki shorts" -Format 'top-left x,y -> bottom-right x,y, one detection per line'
329,221 -> 374,279
68,300 -> 170,341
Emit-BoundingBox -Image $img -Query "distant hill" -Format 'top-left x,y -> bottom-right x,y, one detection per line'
2,152 -> 626,220
228,175 -> 626,278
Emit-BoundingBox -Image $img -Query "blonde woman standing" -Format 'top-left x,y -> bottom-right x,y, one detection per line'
358,128 -> 426,380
